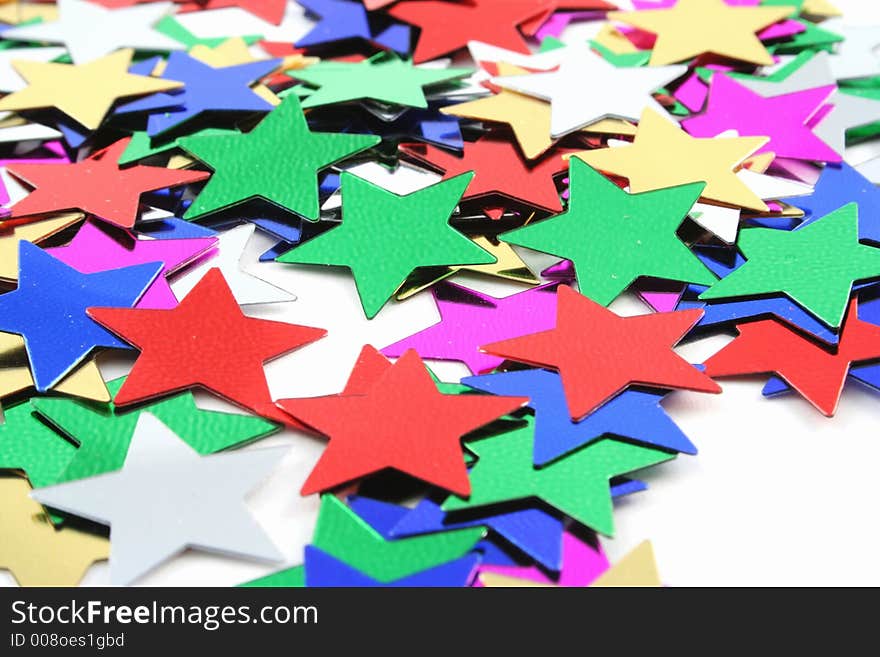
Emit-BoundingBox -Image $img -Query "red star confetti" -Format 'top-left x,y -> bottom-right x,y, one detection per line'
7,138 -> 210,230
703,298 -> 880,417
88,268 -> 326,421
400,137 -> 575,213
278,346 -> 527,496
482,285 -> 721,419
389,0 -> 547,63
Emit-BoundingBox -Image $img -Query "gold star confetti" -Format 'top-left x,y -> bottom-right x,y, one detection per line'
609,0 -> 795,66
573,108 -> 770,211
0,49 -> 183,130
0,476 -> 108,586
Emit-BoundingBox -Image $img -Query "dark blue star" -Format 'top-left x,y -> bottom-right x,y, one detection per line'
463,369 -> 696,466
296,0 -> 372,47
789,163 -> 880,243
0,242 -> 161,391
295,0 -> 411,53
120,52 -> 280,136
303,546 -> 479,587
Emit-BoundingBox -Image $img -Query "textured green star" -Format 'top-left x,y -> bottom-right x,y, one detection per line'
292,55 -> 471,109
699,204 -> 880,328
179,95 -> 380,221
0,400 -> 76,489
310,495 -> 483,582
31,377 -> 278,484
501,159 -> 714,306
277,172 -> 496,318
443,417 -> 675,536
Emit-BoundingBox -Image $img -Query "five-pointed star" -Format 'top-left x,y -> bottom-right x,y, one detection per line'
443,417 -> 674,535
482,285 -> 721,420
120,51 -> 280,136
442,62 -> 560,160
295,0 -> 372,49
32,413 -> 287,585
293,55 -> 470,110
179,95 -> 380,221
0,476 -> 108,586
172,224 -> 296,306
7,138 -> 209,229
575,108 -> 770,212
310,494 -> 484,582
0,49 -> 183,130
87,268 -> 326,419
699,204 -> 880,329
500,158 -> 715,306
382,284 -> 559,374
492,43 -> 686,138
608,0 -> 795,66
2,0 -> 182,65
278,347 -> 526,496
732,51 -> 880,155
0,242 -> 161,391
704,298 -> 880,416
276,172 -> 496,319
464,369 -> 697,466
399,137 -> 571,213
388,0 -> 545,63
682,74 -> 839,163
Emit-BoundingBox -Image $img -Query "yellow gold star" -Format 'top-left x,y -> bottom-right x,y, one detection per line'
0,212 -> 83,282
0,332 -> 110,404
609,0 -> 796,66
0,476 -> 108,586
573,108 -> 770,211
442,63 -> 559,160
0,49 -> 183,130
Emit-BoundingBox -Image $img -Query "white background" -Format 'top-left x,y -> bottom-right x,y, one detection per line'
4,0 -> 880,587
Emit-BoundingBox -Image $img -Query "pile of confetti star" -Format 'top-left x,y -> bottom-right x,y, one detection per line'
0,0 -> 878,588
